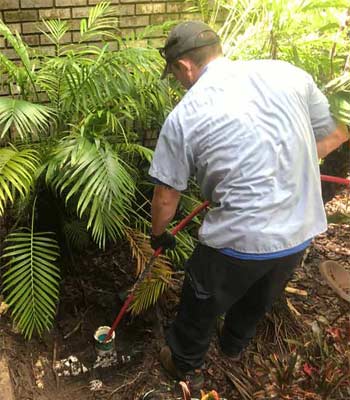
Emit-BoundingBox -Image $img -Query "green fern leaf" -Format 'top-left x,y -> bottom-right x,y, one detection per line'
1,229 -> 60,339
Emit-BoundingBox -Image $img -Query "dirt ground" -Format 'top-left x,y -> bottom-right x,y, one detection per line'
0,192 -> 349,400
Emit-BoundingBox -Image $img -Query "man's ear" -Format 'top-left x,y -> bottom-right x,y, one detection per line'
176,58 -> 192,73
177,58 -> 200,83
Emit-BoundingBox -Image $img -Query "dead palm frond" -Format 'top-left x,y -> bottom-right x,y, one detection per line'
125,228 -> 173,315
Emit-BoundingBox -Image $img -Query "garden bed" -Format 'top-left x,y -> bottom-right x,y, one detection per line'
1,193 -> 349,400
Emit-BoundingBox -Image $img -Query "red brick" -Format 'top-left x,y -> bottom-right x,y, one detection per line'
150,13 -> 178,24
22,22 -> 41,34
72,7 -> 91,18
39,8 -> 71,19
115,4 -> 134,15
89,0 -> 119,3
7,23 -> 21,34
69,19 -> 83,31
120,28 -> 134,37
120,0 -> 144,3
32,45 -> 56,56
1,48 -> 19,60
40,32 -> 72,44
148,37 -> 164,48
167,2 -> 185,13
136,3 -> 165,14
23,34 -> 40,45
21,0 -> 54,7
4,10 -> 38,23
119,15 -> 149,28
56,0 -> 86,6
0,0 -> 19,9
136,26 -> 163,38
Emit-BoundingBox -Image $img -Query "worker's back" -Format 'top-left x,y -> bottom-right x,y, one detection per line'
150,58 -> 335,254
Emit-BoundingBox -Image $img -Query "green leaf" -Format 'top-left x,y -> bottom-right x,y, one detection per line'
1,228 -> 60,339
0,147 -> 39,215
0,98 -> 54,141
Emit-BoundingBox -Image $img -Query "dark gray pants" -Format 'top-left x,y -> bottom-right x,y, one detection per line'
166,244 -> 305,372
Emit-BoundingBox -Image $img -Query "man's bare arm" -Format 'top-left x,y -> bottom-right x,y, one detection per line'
317,123 -> 349,159
151,185 -> 181,236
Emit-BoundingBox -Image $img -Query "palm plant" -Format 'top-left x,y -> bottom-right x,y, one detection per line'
0,2 -> 188,338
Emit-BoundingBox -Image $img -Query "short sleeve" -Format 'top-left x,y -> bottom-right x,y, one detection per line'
307,74 -> 336,140
149,113 -> 194,191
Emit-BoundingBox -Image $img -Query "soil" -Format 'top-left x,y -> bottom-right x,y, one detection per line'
0,191 -> 349,400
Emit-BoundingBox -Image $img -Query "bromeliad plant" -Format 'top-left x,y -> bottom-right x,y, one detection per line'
0,2 -> 189,338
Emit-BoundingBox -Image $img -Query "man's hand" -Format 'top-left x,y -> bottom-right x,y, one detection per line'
150,231 -> 176,250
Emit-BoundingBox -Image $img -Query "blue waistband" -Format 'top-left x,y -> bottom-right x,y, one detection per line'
219,239 -> 311,260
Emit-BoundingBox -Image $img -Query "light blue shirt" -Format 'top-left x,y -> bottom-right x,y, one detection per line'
149,58 -> 335,254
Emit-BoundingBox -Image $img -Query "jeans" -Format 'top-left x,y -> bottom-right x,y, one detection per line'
166,243 -> 305,372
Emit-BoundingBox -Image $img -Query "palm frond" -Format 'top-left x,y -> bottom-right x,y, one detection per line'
1,198 -> 60,340
185,0 -> 214,23
40,19 -> 69,47
79,1 -> 119,43
125,228 -> 173,315
0,20 -> 37,98
45,135 -> 135,248
62,218 -> 90,250
0,146 -> 39,216
326,73 -> 350,124
0,98 -> 55,141
116,143 -> 154,164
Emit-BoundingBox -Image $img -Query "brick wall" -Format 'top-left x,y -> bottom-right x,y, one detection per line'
0,0 -> 192,59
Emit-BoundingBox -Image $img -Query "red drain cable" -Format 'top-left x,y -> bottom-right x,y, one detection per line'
103,200 -> 210,343
103,174 -> 348,343
320,174 -> 350,186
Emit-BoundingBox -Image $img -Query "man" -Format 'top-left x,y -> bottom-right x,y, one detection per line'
148,21 -> 349,389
